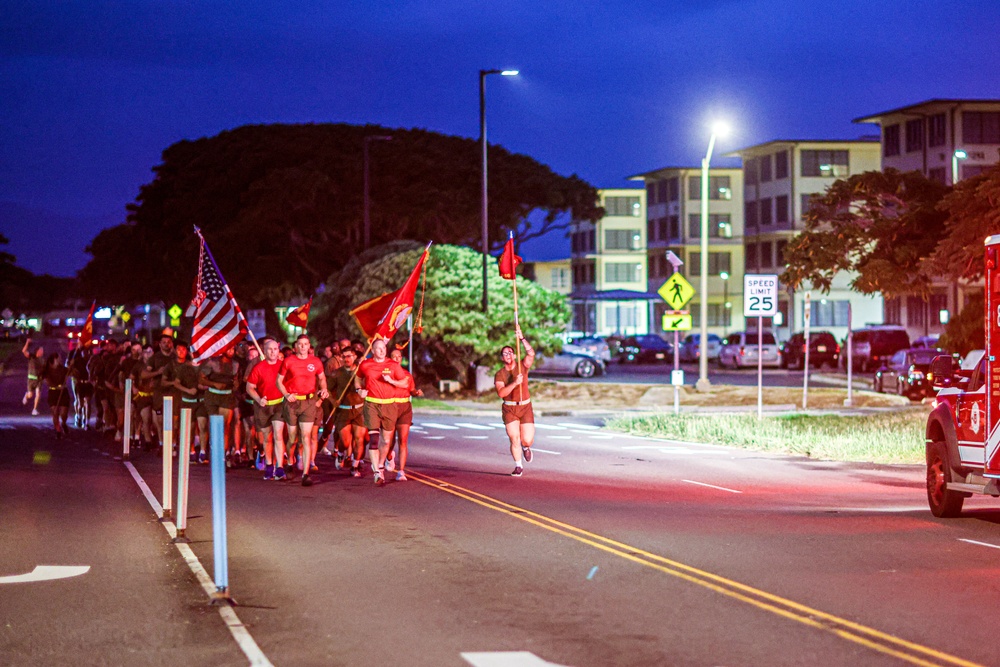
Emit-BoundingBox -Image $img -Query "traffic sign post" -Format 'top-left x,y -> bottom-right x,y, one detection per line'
660,253 -> 693,414
661,311 -> 692,331
803,292 -> 811,410
658,273 -> 695,311
744,275 -> 779,420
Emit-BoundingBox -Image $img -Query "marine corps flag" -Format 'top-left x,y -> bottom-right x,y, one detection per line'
350,244 -> 431,341
498,233 -> 522,280
285,297 -> 312,329
79,301 -> 96,347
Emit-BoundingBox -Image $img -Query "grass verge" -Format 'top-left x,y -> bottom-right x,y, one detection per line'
413,397 -> 458,411
606,409 -> 928,464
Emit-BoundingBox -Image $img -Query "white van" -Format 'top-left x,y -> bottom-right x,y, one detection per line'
718,330 -> 782,368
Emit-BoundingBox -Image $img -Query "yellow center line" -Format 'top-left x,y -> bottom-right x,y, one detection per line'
408,470 -> 981,667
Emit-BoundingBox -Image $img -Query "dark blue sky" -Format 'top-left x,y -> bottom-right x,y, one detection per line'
2,1 -> 999,275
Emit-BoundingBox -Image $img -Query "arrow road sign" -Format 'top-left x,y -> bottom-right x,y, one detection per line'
661,311 -> 692,331
658,273 -> 695,310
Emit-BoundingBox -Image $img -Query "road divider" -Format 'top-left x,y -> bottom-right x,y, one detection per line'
209,415 -> 230,603
174,408 -> 192,543
162,396 -> 173,520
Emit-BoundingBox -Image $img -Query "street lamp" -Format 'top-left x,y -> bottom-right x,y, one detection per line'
480,68 -> 519,312
952,149 -> 968,186
363,134 -> 392,250
720,270 -> 730,337
696,121 -> 729,391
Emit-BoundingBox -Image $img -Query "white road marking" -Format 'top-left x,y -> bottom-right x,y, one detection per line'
682,479 -> 742,494
0,565 -> 90,585
124,462 -> 273,667
422,423 -> 460,430
559,423 -> 599,429
464,436 -> 489,440
548,435 -> 572,440
958,538 -> 1000,550
533,424 -> 567,431
424,436 -> 445,440
455,422 -> 496,430
529,448 -> 561,455
461,651 -> 570,667
490,423 -> 507,429
576,432 -> 612,439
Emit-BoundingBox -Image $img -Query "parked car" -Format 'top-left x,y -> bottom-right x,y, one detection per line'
718,330 -> 782,368
604,335 -> 637,363
678,333 -> 721,362
911,335 -> 942,350
873,347 -> 941,399
534,345 -> 606,378
844,326 -> 910,372
569,336 -> 612,362
623,334 -> 673,363
780,331 -> 840,370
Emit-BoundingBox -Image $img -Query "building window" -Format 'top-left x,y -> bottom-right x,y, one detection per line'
667,177 -> 679,202
605,229 -> 642,250
658,218 -> 669,241
759,155 -> 772,182
745,157 -> 758,186
775,151 -> 789,179
646,182 -> 658,205
776,240 -> 788,265
801,194 -> 817,221
928,113 -> 946,148
604,196 -> 642,217
963,164 -> 994,179
605,303 -> 638,331
745,201 -> 758,228
775,195 -> 789,224
759,198 -> 773,226
931,293 -> 948,323
656,180 -> 668,204
647,218 -> 658,242
884,124 -> 901,157
963,111 -> 1000,144
668,215 -> 680,239
690,304 -> 731,327
884,297 -> 901,325
573,303 -> 597,334
551,268 -> 569,290
745,242 -> 758,269
907,295 -> 926,327
605,262 -> 641,283
759,241 -> 773,267
801,150 -> 849,177
812,300 -> 850,327
928,167 -> 947,185
905,118 -> 925,153
688,252 -> 731,276
687,214 -> 733,239
688,175 -> 733,200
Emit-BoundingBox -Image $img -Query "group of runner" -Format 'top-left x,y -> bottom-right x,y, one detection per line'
23,324 -> 538,479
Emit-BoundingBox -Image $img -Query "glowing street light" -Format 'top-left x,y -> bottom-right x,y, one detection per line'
480,68 -> 519,312
696,121 -> 729,391
952,149 -> 968,186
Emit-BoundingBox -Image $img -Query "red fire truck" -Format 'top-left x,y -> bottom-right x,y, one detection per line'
925,235 -> 1000,517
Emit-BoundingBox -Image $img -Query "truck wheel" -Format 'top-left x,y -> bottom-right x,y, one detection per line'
927,441 -> 964,518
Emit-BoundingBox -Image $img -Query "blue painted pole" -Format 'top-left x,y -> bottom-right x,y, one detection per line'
209,414 -> 230,600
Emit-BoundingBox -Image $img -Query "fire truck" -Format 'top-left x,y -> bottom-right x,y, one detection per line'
924,235 -> 1000,517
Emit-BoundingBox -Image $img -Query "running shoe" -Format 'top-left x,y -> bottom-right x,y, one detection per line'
274,467 -> 287,481
385,456 -> 396,472
198,451 -> 208,465
310,463 -> 319,473
522,446 -> 532,463
334,454 -> 344,470
511,466 -> 523,477
256,453 -> 265,471
301,474 -> 313,487
374,471 -> 385,486
395,471 -> 407,482
263,464 -> 274,481
321,447 -> 333,456
351,466 -> 361,478
32,409 -> 39,416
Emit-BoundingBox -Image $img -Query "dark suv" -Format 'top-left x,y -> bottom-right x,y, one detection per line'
780,331 -> 840,370
844,326 -> 910,372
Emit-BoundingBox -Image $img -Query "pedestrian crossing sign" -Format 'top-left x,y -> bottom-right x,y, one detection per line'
658,273 -> 695,309
661,311 -> 692,331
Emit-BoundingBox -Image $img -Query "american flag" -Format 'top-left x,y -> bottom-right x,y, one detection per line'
189,232 -> 247,364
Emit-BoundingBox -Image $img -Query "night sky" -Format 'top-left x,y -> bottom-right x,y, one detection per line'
3,1 -> 999,275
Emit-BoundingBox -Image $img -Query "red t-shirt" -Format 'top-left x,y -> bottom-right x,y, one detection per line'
357,358 -> 405,400
246,359 -> 284,401
279,354 -> 323,395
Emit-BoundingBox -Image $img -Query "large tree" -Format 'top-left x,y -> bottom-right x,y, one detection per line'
80,124 -> 600,308
927,163 -> 1000,282
311,243 -> 570,381
781,169 -> 949,298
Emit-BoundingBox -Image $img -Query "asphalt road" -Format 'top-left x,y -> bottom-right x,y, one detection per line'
3,343 -> 999,666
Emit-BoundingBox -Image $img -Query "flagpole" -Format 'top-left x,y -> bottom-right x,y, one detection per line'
507,232 -> 524,403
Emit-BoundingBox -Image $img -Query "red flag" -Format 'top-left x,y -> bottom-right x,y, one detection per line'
498,236 -> 522,280
189,232 -> 248,363
350,246 -> 430,341
79,301 -> 96,347
285,297 -> 312,329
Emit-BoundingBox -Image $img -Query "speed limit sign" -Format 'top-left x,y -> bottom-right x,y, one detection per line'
744,274 -> 779,317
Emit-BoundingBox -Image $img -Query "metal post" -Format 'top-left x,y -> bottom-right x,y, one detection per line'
697,132 -> 718,391
209,415 -> 230,602
161,396 -> 173,520
480,70 -> 490,313
757,317 -> 763,420
123,379 -> 133,461
802,292 -> 811,410
844,302 -> 854,407
408,314 -> 414,372
174,408 -> 192,544
673,329 -> 680,414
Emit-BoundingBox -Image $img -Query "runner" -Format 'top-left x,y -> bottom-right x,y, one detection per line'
22,339 -> 45,416
109,342 -> 141,445
89,339 -> 118,432
68,343 -> 94,429
356,338 -> 410,485
143,330 -> 176,450
41,352 -> 71,438
494,326 -> 536,477
276,334 -> 329,487
328,344 -> 367,477
386,345 -> 421,482
236,343 -> 260,468
162,340 -> 208,463
131,344 -> 156,450
246,337 -> 288,480
200,346 -> 241,467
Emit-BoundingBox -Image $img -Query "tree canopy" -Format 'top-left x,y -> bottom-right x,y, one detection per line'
927,163 -> 1000,282
79,123 -> 600,308
781,169 -> 949,298
310,243 -> 570,380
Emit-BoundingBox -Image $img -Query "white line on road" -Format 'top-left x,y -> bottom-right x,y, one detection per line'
958,538 -> 1000,550
0,565 -> 90,585
490,423 -> 507,429
423,436 -> 445,440
682,479 -> 742,494
533,424 -> 567,431
461,651 -> 569,667
529,448 -> 561,455
455,423 -> 496,430
463,436 -> 489,440
124,462 -> 273,667
547,436 -> 572,440
421,423 -> 461,430
574,432 -> 612,439
559,423 -> 599,429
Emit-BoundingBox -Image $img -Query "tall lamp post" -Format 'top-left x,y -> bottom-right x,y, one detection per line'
480,68 -> 519,312
952,149 -> 968,186
363,134 -> 392,250
696,121 -> 728,391
720,271 -> 730,337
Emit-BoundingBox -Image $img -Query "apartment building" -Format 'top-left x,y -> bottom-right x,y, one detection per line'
628,166 -> 744,336
568,188 -> 653,336
520,259 -> 571,295
854,99 -> 1000,340
730,139 -> 883,341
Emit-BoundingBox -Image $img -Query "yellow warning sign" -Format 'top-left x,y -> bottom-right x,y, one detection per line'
661,311 -> 693,331
658,274 -> 695,309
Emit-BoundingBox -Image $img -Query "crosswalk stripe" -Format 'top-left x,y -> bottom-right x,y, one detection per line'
421,423 -> 460,430
559,422 -> 599,429
463,436 -> 489,440
454,423 -> 495,430
533,424 -> 567,431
